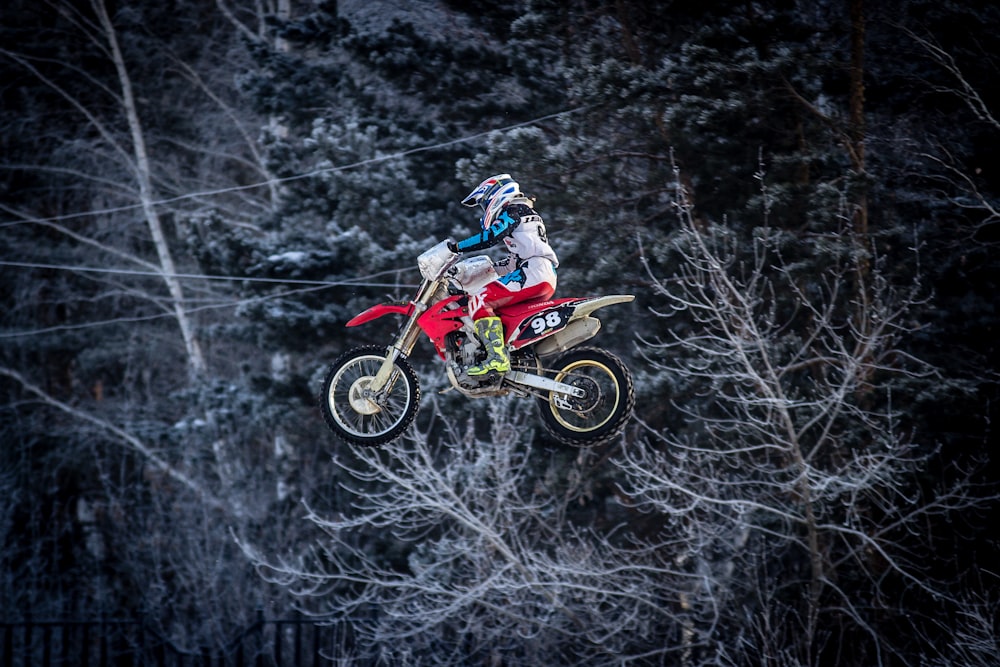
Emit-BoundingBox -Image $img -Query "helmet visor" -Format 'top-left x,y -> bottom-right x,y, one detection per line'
462,174 -> 512,208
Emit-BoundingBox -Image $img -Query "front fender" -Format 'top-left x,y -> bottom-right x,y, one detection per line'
346,301 -> 414,327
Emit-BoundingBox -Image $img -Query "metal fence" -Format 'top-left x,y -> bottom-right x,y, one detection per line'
0,613 -> 360,666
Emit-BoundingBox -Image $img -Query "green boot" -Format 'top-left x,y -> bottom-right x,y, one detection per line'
467,316 -> 511,376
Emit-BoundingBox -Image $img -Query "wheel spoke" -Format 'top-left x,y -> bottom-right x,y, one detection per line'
551,362 -> 620,432
537,347 -> 634,447
320,346 -> 421,446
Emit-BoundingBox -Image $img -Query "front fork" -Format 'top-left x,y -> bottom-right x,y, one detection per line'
368,279 -> 437,394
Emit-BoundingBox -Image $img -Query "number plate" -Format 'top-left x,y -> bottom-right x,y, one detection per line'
513,305 -> 573,344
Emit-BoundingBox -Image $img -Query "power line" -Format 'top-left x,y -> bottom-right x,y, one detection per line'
0,260 -> 420,338
0,289 -> 306,339
0,272 -> 416,340
0,260 -> 419,288
0,106 -> 589,228
0,108 -> 590,338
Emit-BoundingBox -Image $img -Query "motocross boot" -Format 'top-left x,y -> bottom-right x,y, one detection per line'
467,316 -> 511,376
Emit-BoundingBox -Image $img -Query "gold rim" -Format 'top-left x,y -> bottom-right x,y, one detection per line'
548,360 -> 620,433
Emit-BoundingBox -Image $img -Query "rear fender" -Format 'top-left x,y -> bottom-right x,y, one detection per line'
346,302 -> 414,327
564,294 -> 635,318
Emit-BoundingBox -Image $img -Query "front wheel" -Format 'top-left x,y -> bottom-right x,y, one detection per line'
319,345 -> 421,446
537,346 -> 634,447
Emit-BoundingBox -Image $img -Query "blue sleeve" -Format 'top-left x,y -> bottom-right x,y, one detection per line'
455,207 -> 522,253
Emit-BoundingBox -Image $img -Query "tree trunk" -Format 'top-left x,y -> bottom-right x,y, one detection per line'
849,0 -> 870,279
92,0 -> 207,377
848,0 -> 866,178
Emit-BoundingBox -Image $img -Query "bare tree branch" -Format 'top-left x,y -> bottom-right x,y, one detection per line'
0,366 -> 224,510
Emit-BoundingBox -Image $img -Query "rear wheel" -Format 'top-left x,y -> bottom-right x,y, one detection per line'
319,345 -> 421,446
537,347 -> 634,447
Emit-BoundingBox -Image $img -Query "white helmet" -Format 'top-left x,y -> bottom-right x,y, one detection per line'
461,174 -> 522,230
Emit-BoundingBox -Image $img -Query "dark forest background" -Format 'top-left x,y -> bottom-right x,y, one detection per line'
2,0 -> 998,664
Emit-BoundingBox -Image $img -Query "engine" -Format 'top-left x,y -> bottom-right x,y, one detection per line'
446,327 -> 484,368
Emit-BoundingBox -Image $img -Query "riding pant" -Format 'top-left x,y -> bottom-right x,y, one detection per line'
468,256 -> 557,319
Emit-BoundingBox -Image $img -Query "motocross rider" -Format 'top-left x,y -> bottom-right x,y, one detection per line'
448,174 -> 559,376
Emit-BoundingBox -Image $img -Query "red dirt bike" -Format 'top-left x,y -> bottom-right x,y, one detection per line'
319,240 -> 635,447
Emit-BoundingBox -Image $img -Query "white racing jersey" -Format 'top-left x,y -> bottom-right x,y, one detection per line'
454,198 -> 559,278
